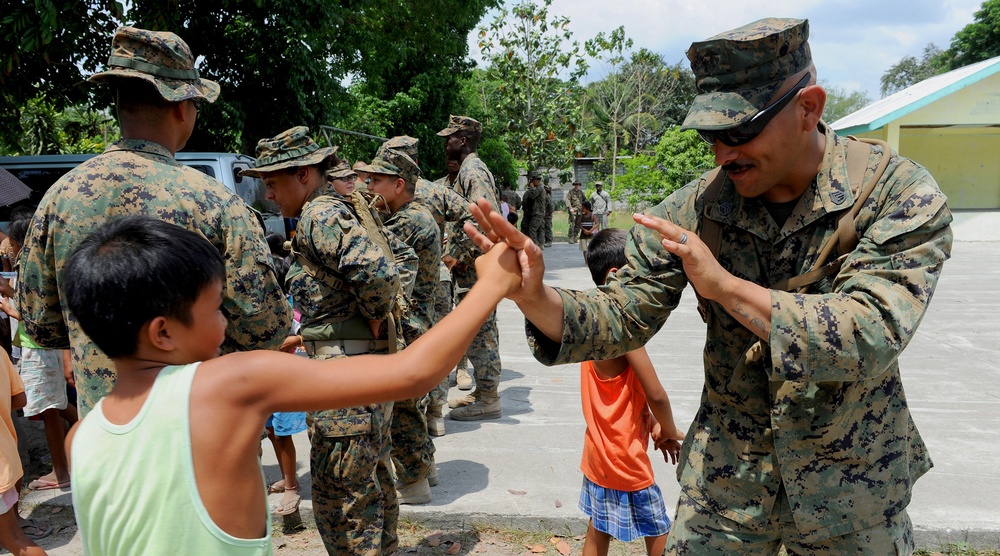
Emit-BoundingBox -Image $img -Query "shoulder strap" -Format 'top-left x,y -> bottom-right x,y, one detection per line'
695,167 -> 726,322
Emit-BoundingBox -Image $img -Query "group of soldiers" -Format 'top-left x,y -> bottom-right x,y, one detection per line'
16,26 -> 503,556
505,176 -> 614,248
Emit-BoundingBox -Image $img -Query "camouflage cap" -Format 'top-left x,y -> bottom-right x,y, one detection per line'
327,160 -> 357,180
88,26 -> 220,103
376,135 -> 419,159
437,115 -> 482,136
355,149 -> 421,184
681,18 -> 811,130
240,126 -> 338,178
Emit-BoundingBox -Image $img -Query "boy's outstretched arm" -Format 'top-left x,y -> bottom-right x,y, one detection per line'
211,242 -> 522,416
464,198 -> 566,343
625,347 -> 684,464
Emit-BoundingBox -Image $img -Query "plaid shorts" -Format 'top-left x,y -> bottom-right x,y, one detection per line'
578,476 -> 671,542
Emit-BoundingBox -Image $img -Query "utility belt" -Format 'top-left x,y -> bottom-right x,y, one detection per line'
303,339 -> 389,357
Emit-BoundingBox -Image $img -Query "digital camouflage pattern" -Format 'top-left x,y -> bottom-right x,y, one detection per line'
501,187 -> 522,211
566,185 -> 585,240
449,153 -> 502,396
18,140 -> 291,414
240,126 -> 337,177
527,127 -> 953,542
355,150 -> 421,186
288,180 -> 414,554
415,177 -> 477,264
682,18 -> 812,131
436,114 -> 483,136
521,184 -> 546,247
88,26 -> 220,103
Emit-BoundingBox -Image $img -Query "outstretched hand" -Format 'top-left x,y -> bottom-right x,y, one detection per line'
632,213 -> 730,302
464,198 -> 546,304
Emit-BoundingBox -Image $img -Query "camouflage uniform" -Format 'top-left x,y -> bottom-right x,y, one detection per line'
589,187 -> 612,230
17,27 -> 289,416
438,115 -> 503,419
542,184 -> 555,246
521,182 -> 546,247
527,18 -> 953,554
566,185 -> 586,241
501,187 -> 522,211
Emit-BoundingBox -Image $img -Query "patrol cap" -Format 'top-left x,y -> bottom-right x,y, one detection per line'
327,160 -> 357,180
681,18 -> 811,130
88,26 -> 220,103
437,115 -> 482,136
377,136 -> 419,159
240,126 -> 338,178
355,149 -> 421,185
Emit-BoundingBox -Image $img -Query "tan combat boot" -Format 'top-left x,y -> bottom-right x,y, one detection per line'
448,392 -> 501,421
427,456 -> 438,487
427,404 -> 446,437
448,389 -> 477,409
456,367 -> 474,391
396,478 -> 431,505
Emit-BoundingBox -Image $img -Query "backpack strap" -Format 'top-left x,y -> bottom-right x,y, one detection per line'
695,166 -> 726,323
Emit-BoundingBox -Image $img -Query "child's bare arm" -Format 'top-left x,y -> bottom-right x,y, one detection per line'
209,243 -> 521,416
626,347 -> 683,442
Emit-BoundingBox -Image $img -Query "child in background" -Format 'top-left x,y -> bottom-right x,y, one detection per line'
64,215 -> 518,555
0,348 -> 47,555
578,201 -> 598,263
263,254 -> 306,516
579,228 -> 685,556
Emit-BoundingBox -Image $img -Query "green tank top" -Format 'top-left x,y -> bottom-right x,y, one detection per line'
71,362 -> 273,555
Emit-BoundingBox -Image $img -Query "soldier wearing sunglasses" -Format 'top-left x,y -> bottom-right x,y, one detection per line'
465,17 -> 952,555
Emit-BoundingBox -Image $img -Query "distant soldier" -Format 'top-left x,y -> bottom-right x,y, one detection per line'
589,181 -> 613,230
17,26 -> 291,416
246,126 -> 416,555
566,181 -> 586,242
438,115 -> 504,420
361,147 -> 441,507
521,175 -> 546,248
501,185 -> 522,212
543,183 -> 555,247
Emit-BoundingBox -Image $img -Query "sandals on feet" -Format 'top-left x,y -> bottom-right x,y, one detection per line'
267,479 -> 286,494
273,487 -> 301,516
20,518 -> 53,540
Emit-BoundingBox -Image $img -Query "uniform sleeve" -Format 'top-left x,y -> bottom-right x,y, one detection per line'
386,228 -> 418,298
307,206 -> 400,322
526,184 -> 699,365
18,203 -> 70,350
769,159 -> 953,382
217,199 -> 293,353
458,161 -> 499,209
443,187 -> 478,263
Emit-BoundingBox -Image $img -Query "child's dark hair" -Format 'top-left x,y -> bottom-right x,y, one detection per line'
7,218 -> 29,246
63,215 -> 225,358
265,232 -> 287,257
271,254 -> 289,294
582,201 -> 592,211
586,228 -> 628,286
506,211 -> 518,225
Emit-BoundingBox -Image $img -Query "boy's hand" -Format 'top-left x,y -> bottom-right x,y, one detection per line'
464,198 -> 545,304
659,439 -> 682,465
279,335 -> 302,353
474,243 -> 521,299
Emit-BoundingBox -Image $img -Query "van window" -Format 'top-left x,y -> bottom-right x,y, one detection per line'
185,165 -> 217,179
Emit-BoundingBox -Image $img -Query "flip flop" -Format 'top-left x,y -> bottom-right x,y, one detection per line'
273,489 -> 301,516
267,479 -> 286,494
27,478 -> 71,491
20,518 -> 53,540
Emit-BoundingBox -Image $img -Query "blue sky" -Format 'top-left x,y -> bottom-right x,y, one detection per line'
469,0 -> 985,101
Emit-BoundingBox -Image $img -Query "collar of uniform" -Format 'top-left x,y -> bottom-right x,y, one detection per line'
106,138 -> 175,160
305,181 -> 341,204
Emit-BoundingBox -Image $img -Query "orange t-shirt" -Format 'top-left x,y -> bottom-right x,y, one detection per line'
579,360 -> 654,491
1,350 -> 25,492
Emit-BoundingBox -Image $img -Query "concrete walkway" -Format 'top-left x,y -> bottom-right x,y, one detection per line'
20,236 -> 1000,553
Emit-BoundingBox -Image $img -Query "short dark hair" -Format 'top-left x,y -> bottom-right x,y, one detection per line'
586,228 -> 627,286
63,215 -> 225,358
265,232 -> 287,257
455,130 -> 480,151
7,218 -> 29,246
271,254 -> 289,295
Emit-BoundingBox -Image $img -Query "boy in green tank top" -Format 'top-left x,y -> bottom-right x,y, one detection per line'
62,215 -> 519,555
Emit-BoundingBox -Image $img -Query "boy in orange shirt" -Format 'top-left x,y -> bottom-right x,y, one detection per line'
579,228 -> 685,556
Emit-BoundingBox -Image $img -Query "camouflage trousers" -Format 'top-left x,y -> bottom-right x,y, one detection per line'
526,218 -> 546,250
567,211 -> 580,241
429,279 -> 454,407
309,352 -> 397,555
390,395 -> 435,483
665,486 -> 914,555
453,287 -> 501,394
544,212 -> 553,244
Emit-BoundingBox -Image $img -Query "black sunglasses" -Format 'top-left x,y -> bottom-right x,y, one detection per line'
697,72 -> 811,147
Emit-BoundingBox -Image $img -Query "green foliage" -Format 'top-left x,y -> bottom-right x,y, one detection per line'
478,0 -> 588,175
945,0 -> 1000,69
3,96 -> 118,156
606,127 -> 713,212
820,80 -> 872,123
880,43 -> 948,97
478,137 -> 519,189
